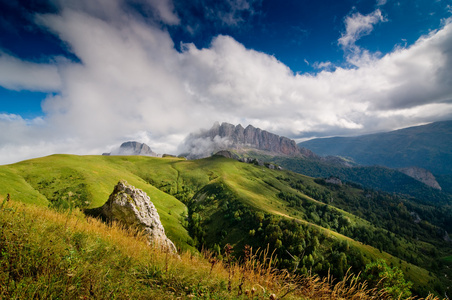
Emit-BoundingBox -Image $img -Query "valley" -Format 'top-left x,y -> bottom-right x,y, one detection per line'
1,153 -> 451,297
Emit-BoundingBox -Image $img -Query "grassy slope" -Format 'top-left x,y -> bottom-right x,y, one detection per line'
0,199 -> 276,299
0,165 -> 48,206
0,154 -> 441,291
2,198 -> 413,300
175,157 -> 436,289
128,155 -> 438,290
1,155 -> 193,251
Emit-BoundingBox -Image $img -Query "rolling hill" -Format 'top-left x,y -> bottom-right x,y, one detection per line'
1,154 -> 451,296
181,122 -> 452,200
266,154 -> 452,205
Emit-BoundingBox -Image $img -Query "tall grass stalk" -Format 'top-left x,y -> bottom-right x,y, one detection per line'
0,199 -> 444,299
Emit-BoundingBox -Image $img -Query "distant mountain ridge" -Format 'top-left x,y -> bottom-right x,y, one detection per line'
180,122 -> 450,196
299,120 -> 452,175
181,122 -> 308,159
103,141 -> 158,157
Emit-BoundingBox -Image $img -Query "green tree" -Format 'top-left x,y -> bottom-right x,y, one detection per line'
363,259 -> 412,299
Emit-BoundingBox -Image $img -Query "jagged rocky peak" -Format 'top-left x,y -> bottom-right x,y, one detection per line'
96,180 -> 177,253
182,122 -> 302,159
399,167 -> 442,190
118,141 -> 157,156
104,141 -> 158,156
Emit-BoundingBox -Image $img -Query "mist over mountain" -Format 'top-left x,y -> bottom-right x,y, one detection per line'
104,141 -> 158,157
180,122 -> 306,159
106,123 -> 450,198
299,120 -> 452,176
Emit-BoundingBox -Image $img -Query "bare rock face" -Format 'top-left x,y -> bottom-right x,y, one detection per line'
444,231 -> 452,243
100,181 -> 177,253
119,141 -> 156,156
399,167 -> 442,190
214,150 -> 239,160
326,177 -> 342,186
104,141 -> 158,156
182,122 -> 301,159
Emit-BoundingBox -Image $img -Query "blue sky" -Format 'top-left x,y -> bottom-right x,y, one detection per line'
0,0 -> 451,163
170,0 -> 451,72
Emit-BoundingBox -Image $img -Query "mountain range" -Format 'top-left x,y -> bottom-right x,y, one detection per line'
1,153 -> 451,296
2,120 -> 452,297
179,121 -> 452,201
299,120 -> 452,176
180,122 -> 310,159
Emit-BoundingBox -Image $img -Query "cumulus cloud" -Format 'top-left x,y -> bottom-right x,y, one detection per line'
0,113 -> 74,164
0,0 -> 451,164
338,9 -> 387,66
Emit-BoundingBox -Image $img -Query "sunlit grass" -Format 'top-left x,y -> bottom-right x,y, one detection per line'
4,154 -> 194,251
0,154 -> 443,294
0,166 -> 48,206
1,199 -> 441,299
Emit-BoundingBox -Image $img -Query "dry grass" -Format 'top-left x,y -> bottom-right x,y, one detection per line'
199,245 -> 443,300
0,199 -> 444,299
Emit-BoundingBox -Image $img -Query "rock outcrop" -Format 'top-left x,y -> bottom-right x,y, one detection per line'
399,167 -> 442,190
410,211 -> 422,224
326,177 -> 342,186
444,231 -> 452,243
104,141 -> 158,156
97,181 -> 176,253
214,150 -> 240,160
214,150 -> 284,170
182,122 -> 302,159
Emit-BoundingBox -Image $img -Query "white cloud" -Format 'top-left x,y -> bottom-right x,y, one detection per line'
376,0 -> 387,7
179,135 -> 233,159
217,0 -> 258,26
338,9 -> 387,67
178,0 -> 261,31
313,61 -> 333,70
143,0 -> 180,25
0,52 -> 61,91
0,1 -> 451,164
338,9 -> 386,48
49,0 -> 179,25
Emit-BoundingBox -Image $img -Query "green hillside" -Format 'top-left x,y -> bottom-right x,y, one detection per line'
2,155 -> 194,251
1,195 -> 421,300
1,154 -> 451,297
268,155 -> 452,205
